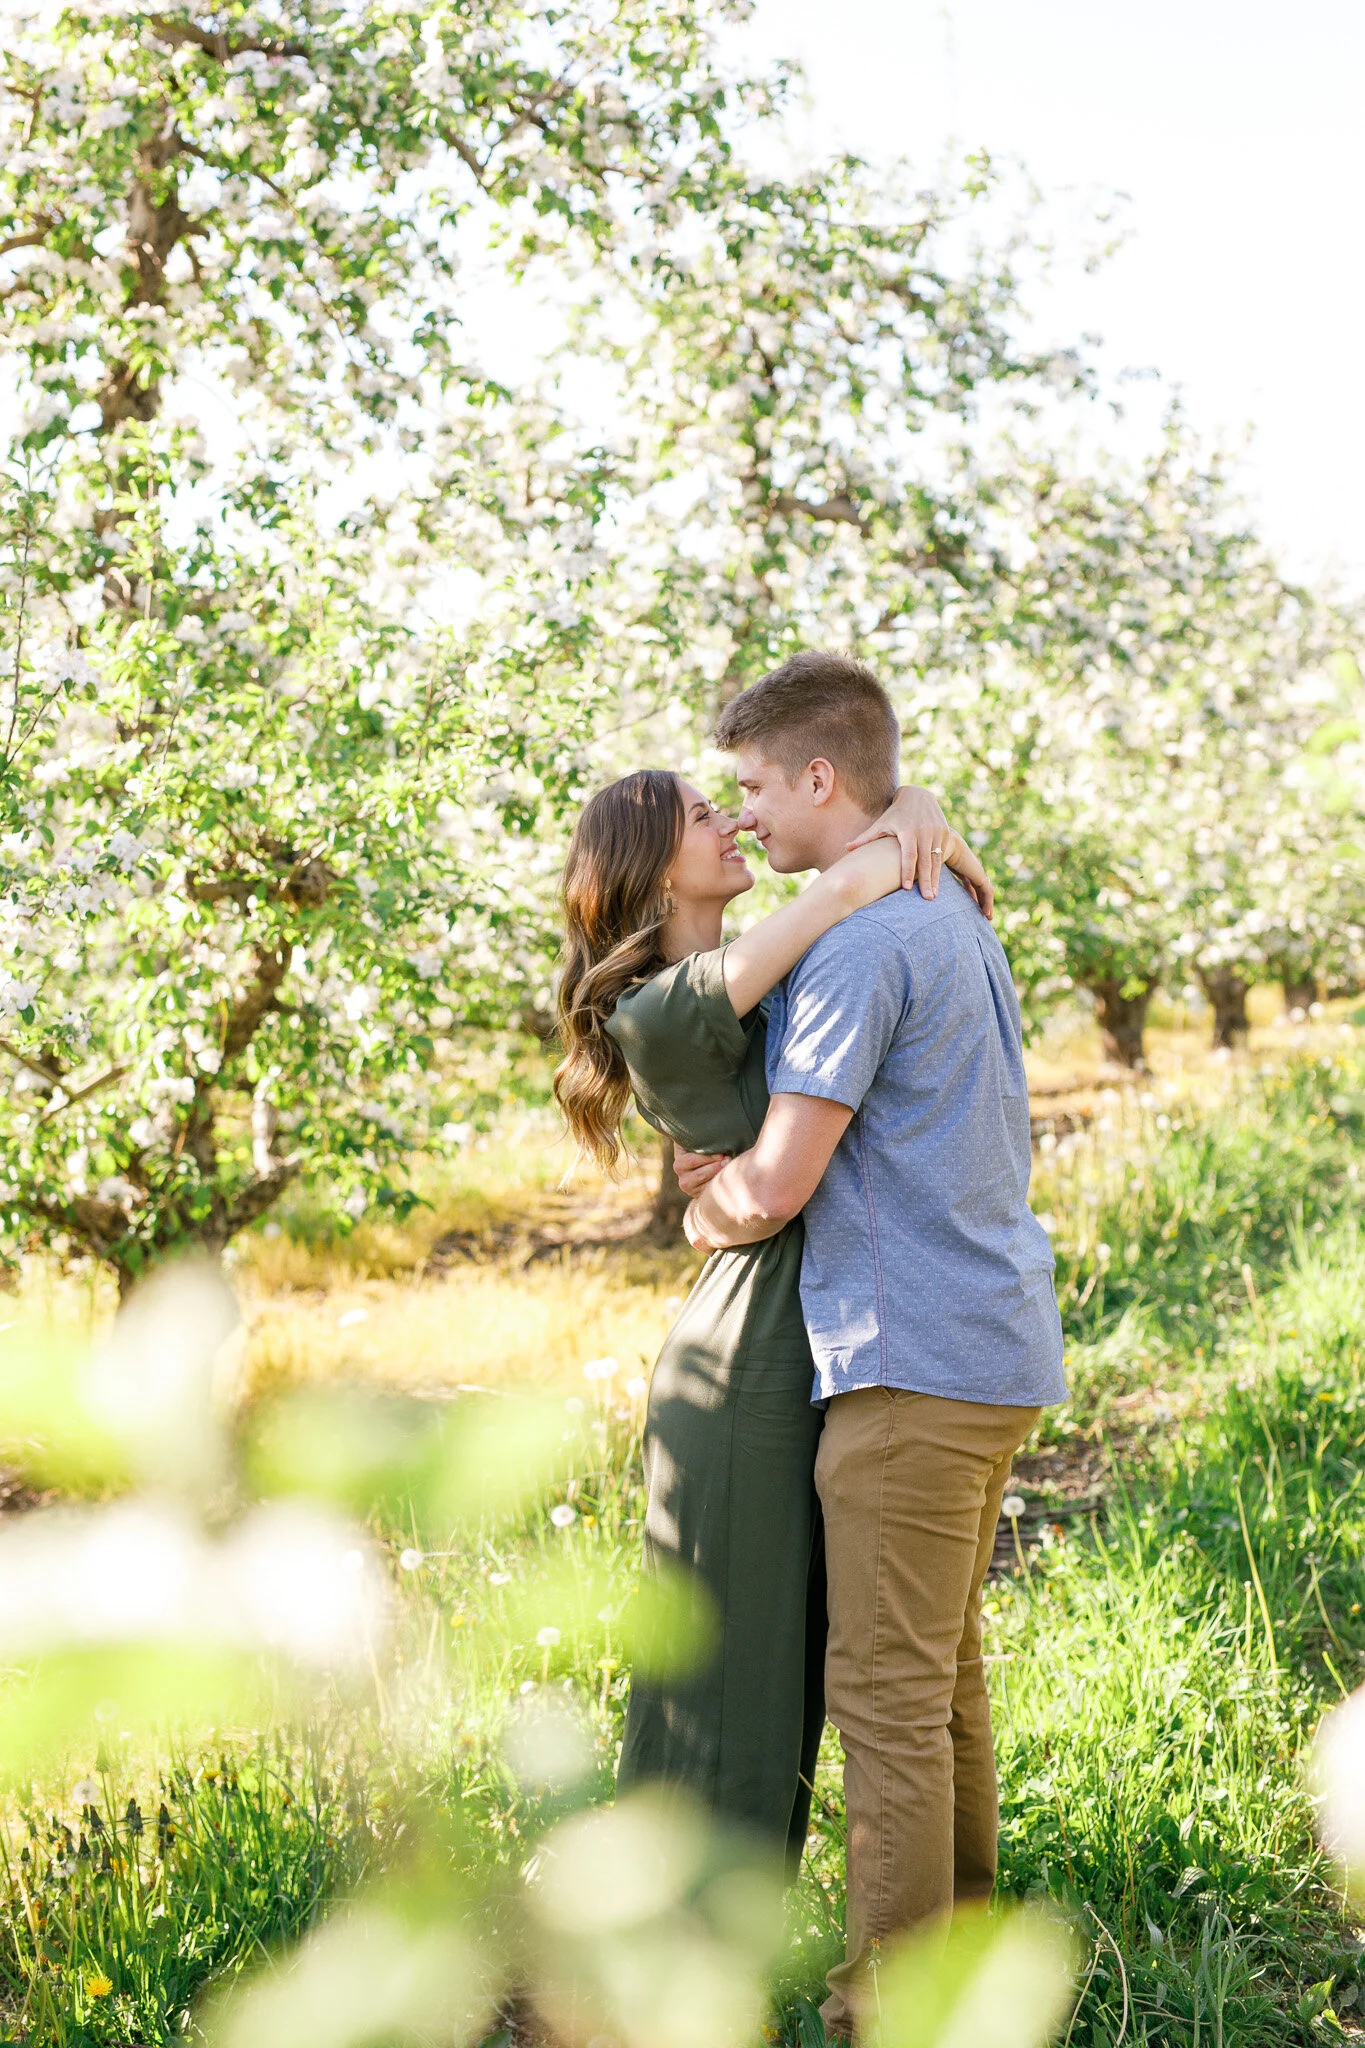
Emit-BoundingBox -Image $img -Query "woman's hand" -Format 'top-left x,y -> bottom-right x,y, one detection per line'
937,830 -> 995,919
847,787 -> 995,918
673,1144 -> 729,1197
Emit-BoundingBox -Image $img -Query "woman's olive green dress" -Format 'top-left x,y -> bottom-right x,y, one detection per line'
607,947 -> 825,1875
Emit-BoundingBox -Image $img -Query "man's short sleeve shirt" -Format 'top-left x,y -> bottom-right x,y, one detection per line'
766,873 -> 1066,1407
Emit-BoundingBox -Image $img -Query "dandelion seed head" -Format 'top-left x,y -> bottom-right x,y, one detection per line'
398,1547 -> 425,1571
536,1626 -> 562,1648
549,1504 -> 576,1528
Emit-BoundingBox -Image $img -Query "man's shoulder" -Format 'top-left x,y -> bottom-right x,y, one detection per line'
794,898 -> 907,975
780,897 -> 916,1025
815,872 -> 977,954
791,879 -> 1007,1024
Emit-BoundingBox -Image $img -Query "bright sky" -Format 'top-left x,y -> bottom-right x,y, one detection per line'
741,0 -> 1365,594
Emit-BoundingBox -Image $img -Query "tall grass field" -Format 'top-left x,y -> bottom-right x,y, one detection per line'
2,1020 -> 1364,2046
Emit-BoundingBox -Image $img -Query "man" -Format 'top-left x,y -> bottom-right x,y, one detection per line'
678,651 -> 1066,2041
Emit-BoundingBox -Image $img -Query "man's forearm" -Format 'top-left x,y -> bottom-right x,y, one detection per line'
688,1151 -> 794,1250
685,1094 -> 854,1253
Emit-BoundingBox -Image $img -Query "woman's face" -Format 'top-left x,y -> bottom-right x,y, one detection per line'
668,780 -> 752,909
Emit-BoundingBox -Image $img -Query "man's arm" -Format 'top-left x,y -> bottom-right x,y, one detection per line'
684,1093 -> 853,1251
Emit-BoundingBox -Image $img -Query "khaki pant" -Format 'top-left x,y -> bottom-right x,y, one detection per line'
815,1388 -> 1042,2039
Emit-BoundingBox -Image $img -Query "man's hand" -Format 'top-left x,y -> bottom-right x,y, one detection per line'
673,1144 -> 729,1197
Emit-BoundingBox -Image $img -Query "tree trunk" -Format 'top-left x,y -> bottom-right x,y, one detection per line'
646,1131 -> 689,1246
1199,967 -> 1251,1049
1091,977 -> 1152,1069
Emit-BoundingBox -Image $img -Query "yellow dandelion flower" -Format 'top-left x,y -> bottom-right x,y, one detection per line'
85,1973 -> 113,1998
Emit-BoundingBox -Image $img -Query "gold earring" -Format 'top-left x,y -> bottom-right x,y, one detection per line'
662,880 -> 678,916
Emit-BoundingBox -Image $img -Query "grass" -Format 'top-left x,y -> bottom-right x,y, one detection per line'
989,1217 -> 1365,2043
0,1739 -> 376,2046
1,1022 -> 1363,2044
237,1250 -> 689,1406
230,1116 -> 697,1408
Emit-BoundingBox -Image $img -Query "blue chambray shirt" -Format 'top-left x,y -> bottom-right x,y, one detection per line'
765,872 -> 1067,1408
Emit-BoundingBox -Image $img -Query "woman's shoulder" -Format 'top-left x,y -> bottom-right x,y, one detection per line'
608,945 -> 768,1153
607,948 -> 739,1064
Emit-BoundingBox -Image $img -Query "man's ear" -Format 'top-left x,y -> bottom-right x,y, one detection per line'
808,758 -> 837,807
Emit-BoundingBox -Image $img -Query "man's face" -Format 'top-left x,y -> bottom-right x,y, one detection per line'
733,748 -> 825,874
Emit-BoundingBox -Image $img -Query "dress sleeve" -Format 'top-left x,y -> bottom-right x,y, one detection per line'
607,947 -> 748,1091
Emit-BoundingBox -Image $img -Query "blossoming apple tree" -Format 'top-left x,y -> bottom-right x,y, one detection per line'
0,0 -> 781,1285
907,429 -> 1363,1058
2,1 -> 1358,1289
3,0 -> 1124,1278
601,200 -> 1362,1060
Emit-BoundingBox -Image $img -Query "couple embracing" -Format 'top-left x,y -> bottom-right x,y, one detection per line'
554,652 -> 1066,2041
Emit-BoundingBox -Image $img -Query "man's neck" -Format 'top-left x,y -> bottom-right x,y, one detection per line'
807,800 -> 878,873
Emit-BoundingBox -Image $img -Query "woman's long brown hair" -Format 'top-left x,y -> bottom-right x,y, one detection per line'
554,769 -> 685,1171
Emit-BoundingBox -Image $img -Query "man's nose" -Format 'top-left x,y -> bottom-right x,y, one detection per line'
735,802 -> 758,832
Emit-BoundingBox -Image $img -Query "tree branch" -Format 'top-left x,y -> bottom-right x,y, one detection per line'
450,135 -> 487,183
221,1155 -> 302,1237
40,1064 -> 130,1118
251,1091 -> 279,1176
22,1189 -> 133,1261
0,220 -> 55,258
763,491 -> 971,593
187,856 -> 332,909
187,873 -> 255,906
770,491 -> 865,527
0,1036 -> 63,1086
145,15 -> 305,59
221,942 -> 290,1062
178,1081 -> 218,1178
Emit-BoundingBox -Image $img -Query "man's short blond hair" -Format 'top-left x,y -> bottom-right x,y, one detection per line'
713,651 -> 900,813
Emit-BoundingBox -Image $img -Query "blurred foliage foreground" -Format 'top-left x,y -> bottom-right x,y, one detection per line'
0,1050 -> 1364,2046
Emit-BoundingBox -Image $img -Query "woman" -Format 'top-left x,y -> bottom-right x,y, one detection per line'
554,770 -> 988,1873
